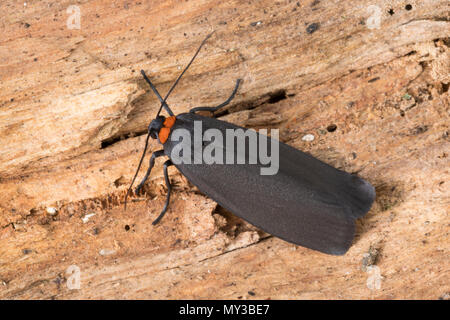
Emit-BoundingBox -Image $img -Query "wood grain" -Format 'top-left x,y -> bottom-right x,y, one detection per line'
0,0 -> 448,299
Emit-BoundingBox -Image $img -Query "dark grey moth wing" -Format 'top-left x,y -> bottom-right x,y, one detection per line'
163,113 -> 375,255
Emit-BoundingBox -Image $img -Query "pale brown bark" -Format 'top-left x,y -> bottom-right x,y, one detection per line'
0,0 -> 448,299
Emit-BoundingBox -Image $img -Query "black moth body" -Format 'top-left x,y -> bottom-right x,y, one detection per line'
164,113 -> 375,255
126,33 -> 376,255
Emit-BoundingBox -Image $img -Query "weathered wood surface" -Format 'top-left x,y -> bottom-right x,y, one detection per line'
0,0 -> 448,299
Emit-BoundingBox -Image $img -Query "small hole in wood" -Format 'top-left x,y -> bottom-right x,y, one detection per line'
388,8 -> 395,15
326,124 -> 337,132
442,83 -> 449,93
268,90 -> 287,104
405,4 -> 412,10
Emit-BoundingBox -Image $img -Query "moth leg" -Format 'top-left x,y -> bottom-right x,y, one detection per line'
152,159 -> 173,225
189,79 -> 241,115
135,149 -> 165,195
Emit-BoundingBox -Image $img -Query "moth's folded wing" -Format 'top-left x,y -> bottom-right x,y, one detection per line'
167,113 -> 375,255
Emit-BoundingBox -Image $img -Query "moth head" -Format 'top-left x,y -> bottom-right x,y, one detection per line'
148,115 -> 166,140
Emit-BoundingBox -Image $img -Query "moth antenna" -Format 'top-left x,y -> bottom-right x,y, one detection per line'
124,133 -> 151,210
141,70 -> 174,116
156,31 -> 215,117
